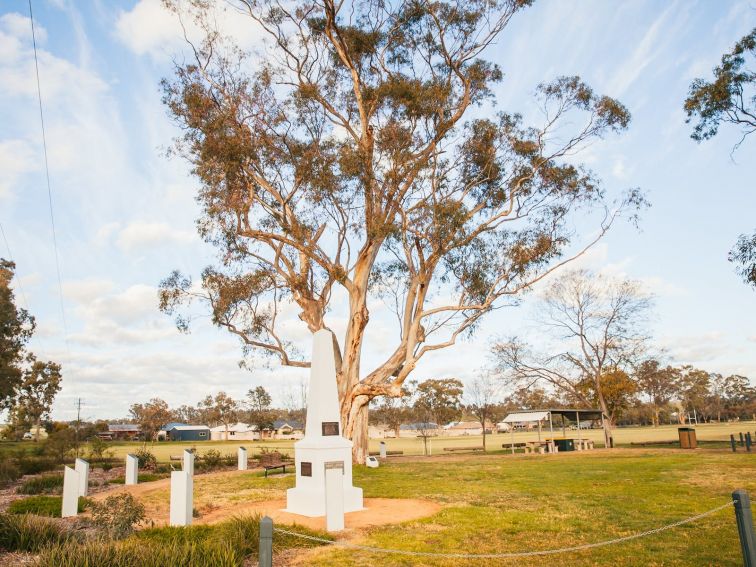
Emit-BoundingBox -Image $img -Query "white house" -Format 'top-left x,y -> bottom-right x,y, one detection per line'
272,420 -> 304,440
444,421 -> 493,436
368,424 -> 396,439
209,422 -> 259,441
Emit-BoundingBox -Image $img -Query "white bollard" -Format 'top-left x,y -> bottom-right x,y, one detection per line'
125,454 -> 139,485
183,449 -> 194,476
324,463 -> 345,532
238,447 -> 247,471
61,466 -> 80,518
379,441 -> 386,459
169,471 -> 193,526
75,458 -> 90,497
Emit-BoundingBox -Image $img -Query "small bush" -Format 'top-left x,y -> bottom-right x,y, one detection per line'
0,459 -> 21,488
134,447 -> 157,470
87,436 -> 112,461
8,496 -> 89,517
200,449 -> 222,470
0,512 -> 77,552
89,493 -> 145,539
100,461 -> 114,471
17,474 -> 64,495
14,453 -> 58,476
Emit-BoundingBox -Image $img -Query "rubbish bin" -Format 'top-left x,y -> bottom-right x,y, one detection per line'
553,438 -> 575,452
678,427 -> 697,449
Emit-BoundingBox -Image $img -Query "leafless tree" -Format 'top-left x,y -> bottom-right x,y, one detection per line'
493,269 -> 651,446
466,373 -> 501,451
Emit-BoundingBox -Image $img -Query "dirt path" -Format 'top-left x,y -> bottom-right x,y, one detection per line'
91,469 -> 441,531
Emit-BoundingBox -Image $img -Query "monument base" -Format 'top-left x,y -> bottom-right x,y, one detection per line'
284,439 -> 364,517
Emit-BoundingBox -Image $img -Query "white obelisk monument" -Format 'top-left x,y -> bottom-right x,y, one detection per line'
285,330 -> 363,517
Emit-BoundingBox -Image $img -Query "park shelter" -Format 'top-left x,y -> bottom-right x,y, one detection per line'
501,409 -> 605,449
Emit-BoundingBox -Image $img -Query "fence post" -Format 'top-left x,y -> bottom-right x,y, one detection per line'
733,490 -> 756,567
259,516 -> 273,567
741,433 -> 746,447
747,433 -> 752,453
732,435 -> 738,453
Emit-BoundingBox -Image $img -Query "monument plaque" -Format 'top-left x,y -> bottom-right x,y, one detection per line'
321,422 -> 339,436
285,329 -> 364,517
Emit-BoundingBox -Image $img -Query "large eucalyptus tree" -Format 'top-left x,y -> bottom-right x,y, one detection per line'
158,0 -> 642,462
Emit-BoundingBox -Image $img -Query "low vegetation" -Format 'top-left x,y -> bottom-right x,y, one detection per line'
17,474 -> 64,495
7,496 -> 89,518
109,473 -> 168,485
89,494 -> 146,539
34,515 -> 329,567
0,513 -> 78,552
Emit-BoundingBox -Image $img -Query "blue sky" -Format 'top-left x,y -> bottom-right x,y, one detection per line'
1,0 -> 754,422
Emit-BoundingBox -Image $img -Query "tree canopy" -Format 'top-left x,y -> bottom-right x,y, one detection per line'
158,0 -> 642,462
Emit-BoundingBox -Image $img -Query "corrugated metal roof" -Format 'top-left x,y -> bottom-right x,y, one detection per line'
502,411 -> 549,423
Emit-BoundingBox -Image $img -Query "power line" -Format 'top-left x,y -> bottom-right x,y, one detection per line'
27,0 -> 70,343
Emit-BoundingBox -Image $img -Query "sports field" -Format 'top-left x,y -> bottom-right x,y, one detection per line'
99,421 -> 756,461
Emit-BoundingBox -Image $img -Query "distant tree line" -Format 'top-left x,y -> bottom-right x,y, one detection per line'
126,386 -> 304,441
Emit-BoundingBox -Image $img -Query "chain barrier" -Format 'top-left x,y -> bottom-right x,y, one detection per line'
273,501 -> 733,559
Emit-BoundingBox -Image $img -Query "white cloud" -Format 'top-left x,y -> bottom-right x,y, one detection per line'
0,139 -> 36,200
62,278 -> 115,303
114,0 -> 184,57
116,221 -> 195,252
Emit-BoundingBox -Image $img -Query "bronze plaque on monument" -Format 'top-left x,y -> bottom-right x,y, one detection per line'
321,421 -> 339,436
301,462 -> 312,477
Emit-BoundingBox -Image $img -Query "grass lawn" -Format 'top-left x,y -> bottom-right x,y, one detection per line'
92,421 -> 756,463
114,447 -> 756,566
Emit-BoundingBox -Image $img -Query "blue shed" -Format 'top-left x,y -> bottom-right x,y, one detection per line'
160,423 -> 211,442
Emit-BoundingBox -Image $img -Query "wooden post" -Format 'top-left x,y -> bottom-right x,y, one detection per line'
741,433 -> 746,447
733,490 -> 756,567
747,433 -> 753,453
259,516 -> 273,567
732,435 -> 738,453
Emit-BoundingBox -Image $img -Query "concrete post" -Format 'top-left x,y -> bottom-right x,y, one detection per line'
125,454 -> 139,485
74,458 -> 89,497
183,449 -> 195,476
238,447 -> 248,470
325,464 -> 345,532
259,516 -> 273,567
733,489 -> 756,567
169,471 -> 193,526
379,441 -> 386,459
61,466 -> 80,518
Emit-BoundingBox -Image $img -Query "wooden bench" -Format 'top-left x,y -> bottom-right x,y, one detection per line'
169,455 -> 182,461
259,453 -> 292,477
443,446 -> 484,453
502,442 -> 529,453
368,450 -> 404,456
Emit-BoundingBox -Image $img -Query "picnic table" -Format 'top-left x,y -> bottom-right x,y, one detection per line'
443,446 -> 484,453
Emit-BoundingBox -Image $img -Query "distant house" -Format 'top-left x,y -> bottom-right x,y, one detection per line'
444,421 -> 494,436
210,422 -> 259,441
399,422 -> 440,438
97,424 -> 141,441
368,424 -> 396,439
159,423 -> 210,442
272,420 -> 304,440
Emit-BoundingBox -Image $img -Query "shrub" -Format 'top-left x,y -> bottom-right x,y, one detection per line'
7,496 -> 89,517
201,449 -> 222,470
44,429 -> 77,464
0,512 -> 77,552
134,447 -> 157,470
87,436 -> 113,461
17,474 -> 64,495
13,452 -> 58,476
89,493 -> 145,539
0,459 -> 21,488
